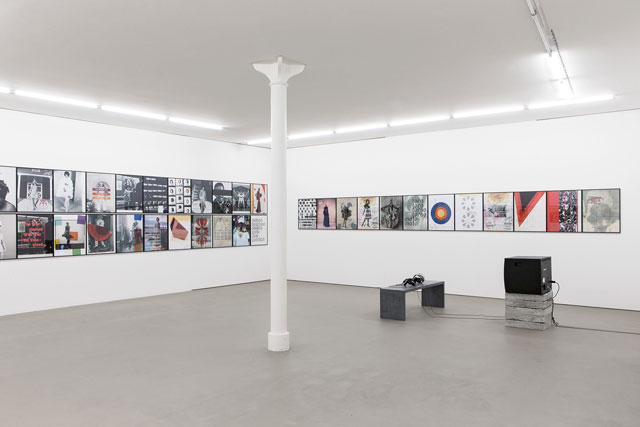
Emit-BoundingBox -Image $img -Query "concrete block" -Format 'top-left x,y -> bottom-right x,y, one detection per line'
506,319 -> 551,330
505,292 -> 553,302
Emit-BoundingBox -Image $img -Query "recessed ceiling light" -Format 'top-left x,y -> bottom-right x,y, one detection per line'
169,117 -> 223,130
527,94 -> 615,110
101,105 -> 167,121
334,122 -> 388,134
389,115 -> 451,127
452,105 -> 525,119
247,137 -> 271,145
289,130 -> 334,140
0,86 -> 10,94
14,89 -> 98,109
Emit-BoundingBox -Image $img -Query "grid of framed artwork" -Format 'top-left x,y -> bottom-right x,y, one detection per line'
0,164 -> 268,261
299,189 -> 621,233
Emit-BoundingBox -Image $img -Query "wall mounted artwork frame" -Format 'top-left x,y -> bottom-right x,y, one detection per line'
86,172 -> 116,213
54,214 -> 86,256
514,191 -> 547,232
251,184 -> 267,215
402,195 -> 428,231
428,194 -> 455,231
316,198 -> 337,230
251,215 -> 268,246
546,190 -> 581,232
0,213 -> 17,260
336,197 -> 357,230
0,166 -> 17,212
116,174 -> 144,213
357,197 -> 379,230
191,214 -> 213,249
298,198 -> 317,229
582,188 -> 621,233
483,192 -> 514,232
17,214 -> 54,258
144,214 -> 168,251
232,215 -> 251,247
168,214 -> 192,250
380,196 -> 403,230
53,170 -> 85,213
116,214 -> 144,253
232,183 -> 251,214
454,193 -> 483,231
17,168 -> 53,212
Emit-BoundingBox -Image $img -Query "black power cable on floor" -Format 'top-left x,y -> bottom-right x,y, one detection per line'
415,291 -> 505,321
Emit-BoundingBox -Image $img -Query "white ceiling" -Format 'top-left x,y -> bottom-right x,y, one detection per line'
1,0 -> 638,147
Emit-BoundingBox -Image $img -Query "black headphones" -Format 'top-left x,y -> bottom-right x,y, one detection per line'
402,273 -> 425,286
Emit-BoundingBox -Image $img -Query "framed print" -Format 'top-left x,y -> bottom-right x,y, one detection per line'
483,192 -> 514,231
191,215 -> 212,249
357,197 -> 379,230
232,215 -> 251,247
251,215 -> 268,245
455,193 -> 483,231
514,191 -> 546,232
169,215 -> 191,250
403,195 -> 428,230
116,214 -> 144,253
547,190 -> 581,232
54,170 -> 85,213
251,184 -> 267,214
143,176 -> 168,213
298,198 -> 317,229
212,215 -> 232,247
212,181 -> 233,214
144,215 -> 168,251
17,168 -> 53,212
380,196 -> 403,230
582,189 -> 620,233
0,166 -> 17,211
316,198 -> 337,230
86,172 -> 115,213
0,214 -> 17,260
17,214 -> 54,258
86,214 -> 115,254
232,183 -> 251,214
168,178 -> 190,213
191,180 -> 213,214
54,215 -> 86,256
116,174 -> 143,212
336,197 -> 357,230
428,194 -> 454,231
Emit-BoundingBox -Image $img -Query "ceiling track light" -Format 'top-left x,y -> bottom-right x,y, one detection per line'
14,89 -> 98,109
168,117 -> 223,130
0,86 -> 11,94
289,130 -> 334,140
453,105 -> 525,119
389,115 -> 451,127
100,105 -> 167,121
334,122 -> 388,134
527,94 -> 615,110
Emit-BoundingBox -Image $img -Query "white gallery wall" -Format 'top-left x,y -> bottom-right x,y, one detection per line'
288,109 -> 639,311
0,109 -> 270,316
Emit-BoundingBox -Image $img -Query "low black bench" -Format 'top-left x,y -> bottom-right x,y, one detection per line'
380,280 -> 445,321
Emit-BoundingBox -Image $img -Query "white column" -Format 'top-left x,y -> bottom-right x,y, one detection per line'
253,56 -> 305,352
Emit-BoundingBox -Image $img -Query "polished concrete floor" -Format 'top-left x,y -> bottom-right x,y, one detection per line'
1,281 -> 639,427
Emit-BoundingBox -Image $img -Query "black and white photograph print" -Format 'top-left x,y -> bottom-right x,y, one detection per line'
191,179 -> 213,214
191,215 -> 212,249
17,168 -> 53,212
86,173 -> 116,213
0,166 -> 17,211
86,214 -> 115,254
143,176 -> 168,213
169,214 -> 191,250
116,214 -> 143,253
212,181 -> 233,214
53,170 -> 85,212
213,215 -> 232,247
403,195 -> 428,230
232,215 -> 251,247
0,214 -> 17,260
251,215 -> 268,245
17,214 -> 54,258
168,178 -> 191,213
380,196 -> 403,230
232,183 -> 251,214
116,174 -> 143,212
298,198 -> 317,229
336,197 -> 357,230
144,215 -> 168,251
54,215 -> 86,256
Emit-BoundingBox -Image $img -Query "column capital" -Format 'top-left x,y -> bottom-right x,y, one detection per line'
253,55 -> 305,86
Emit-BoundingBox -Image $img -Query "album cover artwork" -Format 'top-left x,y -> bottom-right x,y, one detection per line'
251,215 -> 268,245
86,214 -> 115,254
213,215 -> 232,248
582,189 -> 620,233
0,166 -> 17,212
514,191 -> 547,232
17,214 -> 54,258
232,183 -> 251,214
316,198 -> 337,230
298,198 -> 317,229
17,168 -> 53,212
428,194 -> 455,231
144,215 -> 168,251
191,215 -> 212,249
53,170 -> 85,213
191,180 -> 213,214
116,214 -> 143,253
454,193 -> 483,231
336,197 -> 357,230
168,178 -> 191,213
169,215 -> 191,250
547,190 -> 581,232
54,215 -> 86,256
483,192 -> 514,231
232,215 -> 251,247
403,195 -> 428,230
0,214 -> 17,260
357,197 -> 379,230
116,175 -> 143,212
251,184 -> 267,214
380,196 -> 403,230
86,173 -> 116,213
143,176 -> 168,213
212,181 -> 233,214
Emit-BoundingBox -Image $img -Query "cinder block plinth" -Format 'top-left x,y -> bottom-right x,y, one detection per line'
505,292 -> 553,330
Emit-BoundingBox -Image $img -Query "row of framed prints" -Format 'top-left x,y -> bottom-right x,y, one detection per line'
298,189 -> 621,233
0,165 -> 267,215
0,214 -> 267,260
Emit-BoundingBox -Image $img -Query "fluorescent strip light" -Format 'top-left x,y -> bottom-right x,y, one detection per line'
247,137 -> 271,145
14,89 -> 98,109
452,105 -> 525,119
389,115 -> 450,127
169,117 -> 223,130
0,86 -> 10,94
527,94 -> 615,110
334,122 -> 388,134
289,130 -> 334,140
101,105 -> 167,120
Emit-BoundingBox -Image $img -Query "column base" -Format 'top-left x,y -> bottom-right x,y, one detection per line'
268,331 -> 290,352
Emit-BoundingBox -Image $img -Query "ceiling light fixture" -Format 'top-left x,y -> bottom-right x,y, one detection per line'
0,86 -> 11,94
168,117 -> 223,130
247,137 -> 271,145
14,89 -> 98,109
452,105 -> 525,119
334,122 -> 388,134
101,105 -> 167,121
527,94 -> 615,110
389,115 -> 451,127
289,129 -> 334,140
